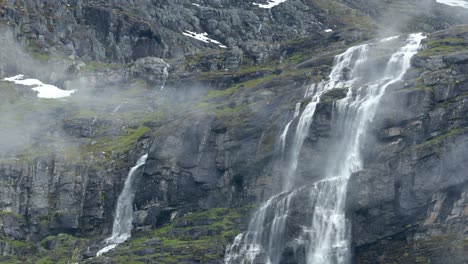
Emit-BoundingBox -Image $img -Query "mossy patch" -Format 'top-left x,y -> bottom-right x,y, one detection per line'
423,127 -> 464,146
86,125 -> 150,154
81,61 -> 123,72
99,206 -> 254,263
322,88 -> 348,102
418,37 -> 466,57
204,74 -> 276,100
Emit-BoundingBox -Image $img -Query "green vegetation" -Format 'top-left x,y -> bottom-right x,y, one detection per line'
87,125 -> 150,154
424,128 -> 464,146
82,61 -> 123,72
436,92 -> 468,108
0,211 -> 22,219
98,206 -> 254,263
418,37 -> 466,57
204,74 -> 276,100
25,40 -> 50,62
311,0 -> 375,31
28,234 -> 88,264
322,88 -> 348,102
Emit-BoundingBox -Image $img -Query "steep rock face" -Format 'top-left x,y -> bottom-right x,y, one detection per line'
0,0 -> 357,63
347,26 -> 468,263
133,73 -> 310,229
0,1 -> 466,263
0,155 -> 139,238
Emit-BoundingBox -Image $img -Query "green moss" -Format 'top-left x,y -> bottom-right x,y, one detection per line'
321,88 -> 348,102
88,125 -> 150,154
0,256 -> 23,264
0,239 -> 29,248
415,256 -> 431,263
237,65 -> 276,74
285,52 -> 309,64
205,84 -> 242,99
0,211 -> 22,219
418,37 -> 466,57
243,74 -> 276,88
424,128 -> 463,146
103,206 -> 254,263
436,92 -> 468,108
204,74 -> 276,100
312,0 -> 375,31
30,233 -> 88,264
25,40 -> 50,61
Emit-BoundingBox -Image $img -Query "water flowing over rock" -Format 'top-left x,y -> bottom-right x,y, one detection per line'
0,1 -> 467,263
225,33 -> 425,264
96,154 -> 148,257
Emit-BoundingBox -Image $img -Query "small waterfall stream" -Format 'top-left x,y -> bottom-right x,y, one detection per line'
160,66 -> 169,90
96,154 -> 148,257
225,33 -> 425,264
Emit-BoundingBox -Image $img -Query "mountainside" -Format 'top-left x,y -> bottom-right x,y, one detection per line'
0,0 -> 467,263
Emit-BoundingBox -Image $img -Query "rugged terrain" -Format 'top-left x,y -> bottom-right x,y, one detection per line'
0,0 -> 466,263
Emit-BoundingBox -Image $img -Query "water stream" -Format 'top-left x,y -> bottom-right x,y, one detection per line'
96,154 -> 148,257
225,33 -> 425,264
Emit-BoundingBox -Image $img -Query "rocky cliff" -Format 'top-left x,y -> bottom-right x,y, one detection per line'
0,0 -> 466,263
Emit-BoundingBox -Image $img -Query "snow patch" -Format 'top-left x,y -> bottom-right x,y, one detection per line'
324,29 -> 333,33
253,0 -> 288,9
4,74 -> 76,99
182,30 -> 227,48
192,3 -> 200,7
436,0 -> 468,8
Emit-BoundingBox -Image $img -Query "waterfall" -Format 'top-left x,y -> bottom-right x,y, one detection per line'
160,66 -> 169,90
96,154 -> 148,257
225,33 -> 425,264
306,33 -> 425,264
280,103 -> 302,156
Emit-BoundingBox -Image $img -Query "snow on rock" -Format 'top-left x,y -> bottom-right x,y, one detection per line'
253,0 -> 288,9
4,74 -> 76,99
182,30 -> 227,48
436,0 -> 468,8
324,29 -> 333,33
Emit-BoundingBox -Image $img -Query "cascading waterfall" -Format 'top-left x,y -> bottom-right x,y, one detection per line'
307,33 -> 425,264
96,154 -> 148,257
225,33 -> 424,264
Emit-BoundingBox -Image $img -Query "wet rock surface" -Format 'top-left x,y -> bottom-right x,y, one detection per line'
0,0 -> 466,263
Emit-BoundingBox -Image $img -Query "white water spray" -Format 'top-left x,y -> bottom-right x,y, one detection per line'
96,154 -> 148,257
160,66 -> 169,90
306,32 -> 425,264
225,33 -> 425,264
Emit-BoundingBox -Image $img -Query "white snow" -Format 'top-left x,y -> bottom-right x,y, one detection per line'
4,74 -> 76,99
192,3 -> 200,7
436,0 -> 468,8
324,29 -> 333,33
253,0 -> 288,9
182,30 -> 227,48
